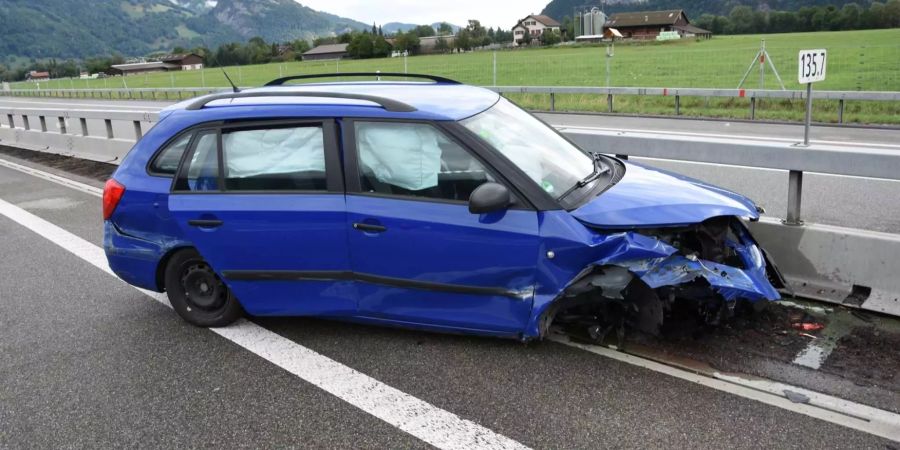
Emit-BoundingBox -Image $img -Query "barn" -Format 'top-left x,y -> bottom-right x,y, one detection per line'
606,10 -> 711,40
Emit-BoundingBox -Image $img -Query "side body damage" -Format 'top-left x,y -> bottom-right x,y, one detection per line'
524,212 -> 786,340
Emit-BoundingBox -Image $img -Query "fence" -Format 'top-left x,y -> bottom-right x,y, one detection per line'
0,104 -> 899,318
7,41 -> 900,92
4,85 -> 900,124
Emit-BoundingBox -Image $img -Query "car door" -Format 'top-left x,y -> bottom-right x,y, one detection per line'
168,119 -> 355,316
343,119 -> 541,334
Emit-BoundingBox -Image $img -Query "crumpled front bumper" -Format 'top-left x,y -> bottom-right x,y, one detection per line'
593,224 -> 781,303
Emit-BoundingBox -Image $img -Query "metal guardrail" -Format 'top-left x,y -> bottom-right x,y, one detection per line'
1,104 -> 899,317
3,86 -> 900,123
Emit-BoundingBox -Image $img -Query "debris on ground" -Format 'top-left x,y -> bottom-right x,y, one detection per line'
791,322 -> 825,332
822,325 -> 900,391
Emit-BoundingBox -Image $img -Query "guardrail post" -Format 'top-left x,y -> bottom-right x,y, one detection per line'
750,97 -> 756,120
39,116 -> 47,132
784,170 -> 804,226
550,93 -> 556,112
105,119 -> 114,139
22,116 -> 29,130
838,99 -> 845,124
607,94 -> 613,113
675,95 -> 681,115
133,121 -> 142,140
6,114 -> 13,129
139,91 -> 144,100
57,117 -> 66,134
80,118 -> 88,136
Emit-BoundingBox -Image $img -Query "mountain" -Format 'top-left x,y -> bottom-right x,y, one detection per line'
0,0 -> 367,60
541,0 -> 876,21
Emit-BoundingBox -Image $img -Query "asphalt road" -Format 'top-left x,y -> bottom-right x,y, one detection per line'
1,155 -> 898,447
2,96 -> 900,232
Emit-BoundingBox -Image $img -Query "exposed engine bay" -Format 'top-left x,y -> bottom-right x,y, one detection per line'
542,216 -> 787,344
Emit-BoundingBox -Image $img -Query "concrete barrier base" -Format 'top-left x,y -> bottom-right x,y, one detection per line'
749,218 -> 900,317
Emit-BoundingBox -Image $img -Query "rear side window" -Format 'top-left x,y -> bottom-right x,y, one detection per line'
150,133 -> 192,175
223,126 -> 327,191
174,132 -> 220,192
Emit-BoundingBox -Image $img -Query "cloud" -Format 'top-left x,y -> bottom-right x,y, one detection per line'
299,0 -> 551,29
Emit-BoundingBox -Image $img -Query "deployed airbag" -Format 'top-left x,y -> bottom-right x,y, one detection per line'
223,127 -> 325,178
357,122 -> 443,191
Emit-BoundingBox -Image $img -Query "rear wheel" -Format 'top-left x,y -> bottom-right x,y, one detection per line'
164,248 -> 244,327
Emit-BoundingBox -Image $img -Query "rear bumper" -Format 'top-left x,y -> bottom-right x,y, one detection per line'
103,221 -> 166,292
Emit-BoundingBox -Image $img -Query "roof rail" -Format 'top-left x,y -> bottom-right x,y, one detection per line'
264,72 -> 460,86
184,91 -> 417,112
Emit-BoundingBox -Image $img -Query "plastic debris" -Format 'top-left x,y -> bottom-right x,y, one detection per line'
791,322 -> 825,332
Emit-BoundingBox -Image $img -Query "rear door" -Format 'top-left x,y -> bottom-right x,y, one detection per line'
168,119 -> 355,316
343,119 -> 541,334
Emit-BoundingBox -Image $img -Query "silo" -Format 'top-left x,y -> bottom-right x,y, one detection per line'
584,10 -> 594,36
591,8 -> 606,36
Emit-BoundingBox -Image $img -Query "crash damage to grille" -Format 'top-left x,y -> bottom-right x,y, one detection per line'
544,216 -> 787,343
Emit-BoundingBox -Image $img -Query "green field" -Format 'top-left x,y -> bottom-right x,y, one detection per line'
10,29 -> 900,124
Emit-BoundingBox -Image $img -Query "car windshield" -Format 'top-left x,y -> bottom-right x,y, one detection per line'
460,98 -> 594,198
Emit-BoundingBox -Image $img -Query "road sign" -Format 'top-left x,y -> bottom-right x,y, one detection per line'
798,49 -> 827,84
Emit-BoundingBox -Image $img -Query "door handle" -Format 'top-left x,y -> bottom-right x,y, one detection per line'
353,222 -> 387,233
188,219 -> 223,228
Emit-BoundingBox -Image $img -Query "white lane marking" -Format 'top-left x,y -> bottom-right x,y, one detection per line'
0,158 -> 104,197
554,125 -> 900,150
0,197 -> 530,450
551,336 -> 900,442
0,99 -> 168,109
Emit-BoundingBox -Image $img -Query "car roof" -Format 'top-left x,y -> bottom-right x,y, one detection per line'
162,82 -> 501,122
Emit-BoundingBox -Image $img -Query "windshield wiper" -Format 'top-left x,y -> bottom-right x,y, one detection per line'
556,152 -> 610,202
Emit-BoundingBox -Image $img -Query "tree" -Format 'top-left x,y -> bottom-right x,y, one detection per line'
725,6 -> 755,34
540,29 -> 561,46
291,39 -> 311,55
838,3 -> 861,30
455,29 -> 472,51
373,35 -> 392,58
413,25 -> 435,37
561,16 -> 574,41
393,31 -> 420,54
434,36 -> 450,53
348,33 -> 374,59
437,22 -> 454,35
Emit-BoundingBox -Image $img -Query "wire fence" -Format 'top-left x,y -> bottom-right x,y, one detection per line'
10,43 -> 900,92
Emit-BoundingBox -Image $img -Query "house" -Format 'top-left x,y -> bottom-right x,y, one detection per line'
302,43 -> 350,61
512,14 -> 561,46
159,53 -> 204,70
605,10 -> 711,40
419,35 -> 455,54
110,53 -> 205,76
110,61 -> 180,76
25,71 -> 50,81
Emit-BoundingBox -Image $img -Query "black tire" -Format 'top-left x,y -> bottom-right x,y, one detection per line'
164,248 -> 244,327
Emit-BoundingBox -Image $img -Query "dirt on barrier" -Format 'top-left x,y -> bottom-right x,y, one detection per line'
0,146 -> 116,182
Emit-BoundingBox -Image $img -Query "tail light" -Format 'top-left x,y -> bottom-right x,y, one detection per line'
103,178 -> 126,220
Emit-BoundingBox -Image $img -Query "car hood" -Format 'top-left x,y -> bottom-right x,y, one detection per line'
572,161 -> 759,228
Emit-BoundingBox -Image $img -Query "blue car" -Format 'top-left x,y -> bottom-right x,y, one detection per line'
103,73 -> 785,341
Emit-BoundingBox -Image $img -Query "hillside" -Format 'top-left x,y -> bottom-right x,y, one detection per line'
541,0 -> 876,21
0,0 -> 367,60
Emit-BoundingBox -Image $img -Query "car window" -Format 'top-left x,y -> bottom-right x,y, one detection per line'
223,126 -> 326,191
150,133 -> 192,175
174,132 -> 219,192
355,122 -> 494,202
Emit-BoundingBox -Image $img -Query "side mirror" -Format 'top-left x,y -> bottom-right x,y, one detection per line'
469,182 -> 511,214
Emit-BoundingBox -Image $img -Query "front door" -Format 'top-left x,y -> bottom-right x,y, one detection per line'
168,120 -> 354,316
343,119 -> 541,334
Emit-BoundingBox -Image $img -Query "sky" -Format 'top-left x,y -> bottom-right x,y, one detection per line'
296,0 -> 553,30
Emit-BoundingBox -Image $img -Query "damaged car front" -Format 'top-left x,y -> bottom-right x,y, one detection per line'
461,98 -> 786,342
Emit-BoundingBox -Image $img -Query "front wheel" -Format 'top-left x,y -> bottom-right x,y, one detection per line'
164,248 -> 244,327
